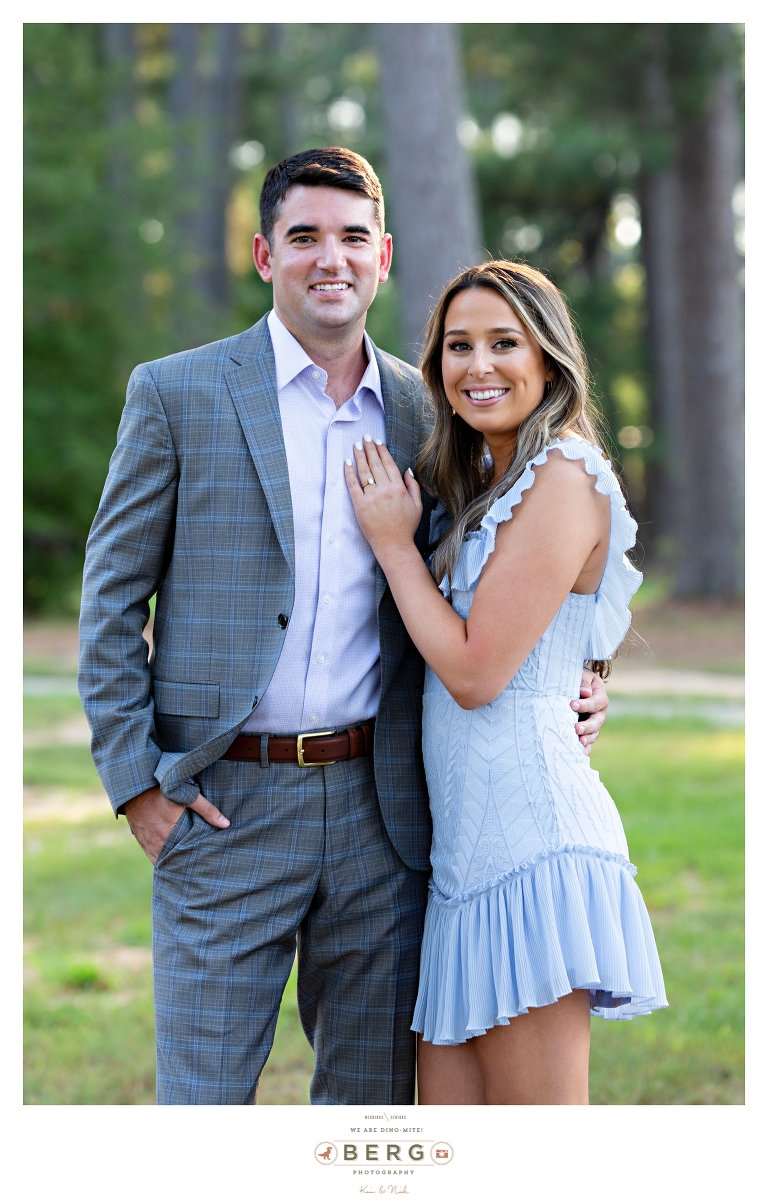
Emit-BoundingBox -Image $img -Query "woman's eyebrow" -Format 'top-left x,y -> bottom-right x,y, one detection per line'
443,326 -> 524,337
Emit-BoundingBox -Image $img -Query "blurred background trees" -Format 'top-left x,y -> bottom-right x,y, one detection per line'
24,22 -> 744,613
376,23 -> 481,359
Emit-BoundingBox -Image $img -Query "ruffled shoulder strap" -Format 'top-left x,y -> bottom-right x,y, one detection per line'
440,437 -> 642,659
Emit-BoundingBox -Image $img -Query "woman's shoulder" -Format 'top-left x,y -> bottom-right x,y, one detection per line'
441,437 -> 608,595
490,435 -> 617,524
527,437 -> 629,511
438,433 -> 631,583
542,433 -> 613,473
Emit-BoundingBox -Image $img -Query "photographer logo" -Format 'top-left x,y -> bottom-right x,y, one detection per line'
313,1139 -> 454,1168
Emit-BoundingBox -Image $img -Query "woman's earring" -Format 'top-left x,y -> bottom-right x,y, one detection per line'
451,408 -> 456,417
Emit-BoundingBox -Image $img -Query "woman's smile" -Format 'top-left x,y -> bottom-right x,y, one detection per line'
463,386 -> 510,406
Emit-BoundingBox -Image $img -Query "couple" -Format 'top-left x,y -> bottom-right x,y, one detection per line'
79,146 -> 666,1107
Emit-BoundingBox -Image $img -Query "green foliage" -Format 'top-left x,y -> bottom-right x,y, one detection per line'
460,23 -> 742,527
24,23 -> 742,610
24,25 -> 125,611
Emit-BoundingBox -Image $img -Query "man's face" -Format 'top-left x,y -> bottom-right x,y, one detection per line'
253,185 -> 392,338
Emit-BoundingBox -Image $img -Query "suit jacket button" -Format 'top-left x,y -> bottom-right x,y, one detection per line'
278,613 -> 288,628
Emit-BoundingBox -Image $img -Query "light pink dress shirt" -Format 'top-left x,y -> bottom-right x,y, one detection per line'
243,309 -> 387,734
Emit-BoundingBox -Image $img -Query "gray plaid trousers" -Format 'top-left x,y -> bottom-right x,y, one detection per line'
152,754 -> 429,1105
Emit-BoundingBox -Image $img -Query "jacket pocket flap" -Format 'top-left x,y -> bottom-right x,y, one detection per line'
153,680 -> 220,719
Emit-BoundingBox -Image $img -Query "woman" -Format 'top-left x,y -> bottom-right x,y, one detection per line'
345,261 -> 667,1105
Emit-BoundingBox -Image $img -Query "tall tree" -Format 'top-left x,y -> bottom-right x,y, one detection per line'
674,48 -> 743,596
169,23 -> 242,343
265,24 -> 301,153
376,23 -> 481,360
639,26 -> 686,552
640,25 -> 743,596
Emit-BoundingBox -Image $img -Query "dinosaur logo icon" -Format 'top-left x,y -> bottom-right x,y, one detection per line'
314,1143 -> 338,1164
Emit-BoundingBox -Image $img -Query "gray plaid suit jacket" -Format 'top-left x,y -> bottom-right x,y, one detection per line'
78,315 -> 435,872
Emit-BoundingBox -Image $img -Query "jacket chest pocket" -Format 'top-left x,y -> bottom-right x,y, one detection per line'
153,679 -> 220,718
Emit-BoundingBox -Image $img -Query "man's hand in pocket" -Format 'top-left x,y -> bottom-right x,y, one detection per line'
122,786 -> 230,864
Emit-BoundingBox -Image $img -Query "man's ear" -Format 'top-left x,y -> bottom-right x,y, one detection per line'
378,232 -> 393,284
253,233 -> 273,282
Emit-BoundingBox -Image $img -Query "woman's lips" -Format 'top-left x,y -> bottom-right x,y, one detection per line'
462,387 -> 510,407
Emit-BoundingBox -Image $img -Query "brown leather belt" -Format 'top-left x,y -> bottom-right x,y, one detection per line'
221,721 -> 375,767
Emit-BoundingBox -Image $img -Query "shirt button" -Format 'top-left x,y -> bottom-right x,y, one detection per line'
312,370 -> 320,379
323,594 -> 331,604
310,714 -> 318,723
328,535 -> 335,544
316,654 -> 325,664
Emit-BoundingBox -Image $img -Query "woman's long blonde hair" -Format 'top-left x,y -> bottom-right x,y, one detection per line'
416,260 -> 613,676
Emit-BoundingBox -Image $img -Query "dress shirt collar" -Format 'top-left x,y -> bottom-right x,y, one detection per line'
267,308 -> 384,410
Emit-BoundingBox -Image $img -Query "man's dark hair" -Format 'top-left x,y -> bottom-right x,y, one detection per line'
259,147 -> 385,247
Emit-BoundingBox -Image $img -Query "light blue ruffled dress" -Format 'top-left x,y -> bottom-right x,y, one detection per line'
412,437 -> 667,1045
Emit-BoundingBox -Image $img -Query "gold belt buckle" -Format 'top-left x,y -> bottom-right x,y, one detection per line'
296,730 -> 338,768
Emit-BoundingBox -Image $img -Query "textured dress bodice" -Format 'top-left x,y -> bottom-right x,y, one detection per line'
412,438 -> 667,1043
443,585 -> 596,696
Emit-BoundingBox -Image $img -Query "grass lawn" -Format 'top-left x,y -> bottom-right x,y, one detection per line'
588,718 -> 743,1104
24,705 -> 743,1105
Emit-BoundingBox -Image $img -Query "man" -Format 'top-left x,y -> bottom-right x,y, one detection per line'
79,147 -> 608,1106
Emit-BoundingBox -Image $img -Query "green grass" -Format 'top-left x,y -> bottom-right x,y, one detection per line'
24,695 -> 101,790
24,818 -> 157,1104
24,746 -> 102,789
24,694 -> 85,729
24,715 -> 743,1105
23,815 -> 313,1104
588,718 -> 743,1104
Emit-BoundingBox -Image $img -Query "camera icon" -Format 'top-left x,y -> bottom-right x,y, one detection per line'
430,1142 -> 454,1165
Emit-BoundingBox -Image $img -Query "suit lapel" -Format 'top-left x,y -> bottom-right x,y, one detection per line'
374,348 -> 420,607
224,318 -> 295,574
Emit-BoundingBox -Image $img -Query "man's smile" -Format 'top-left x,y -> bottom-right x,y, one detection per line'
310,281 -> 352,292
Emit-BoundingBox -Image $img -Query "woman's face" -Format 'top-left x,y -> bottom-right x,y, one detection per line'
441,287 -> 552,451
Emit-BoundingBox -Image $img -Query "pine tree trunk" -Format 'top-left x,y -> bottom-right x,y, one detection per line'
101,25 -> 142,365
266,24 -> 300,154
102,24 -> 135,197
169,24 -> 241,342
674,60 -> 744,597
641,28 -> 743,597
198,23 -> 241,309
639,27 -> 686,552
376,23 -> 481,361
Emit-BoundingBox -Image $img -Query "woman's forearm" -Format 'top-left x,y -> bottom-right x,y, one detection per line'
375,541 -> 501,709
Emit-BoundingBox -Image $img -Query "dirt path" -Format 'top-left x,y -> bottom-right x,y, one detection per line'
25,600 -> 743,678
620,599 -> 744,674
